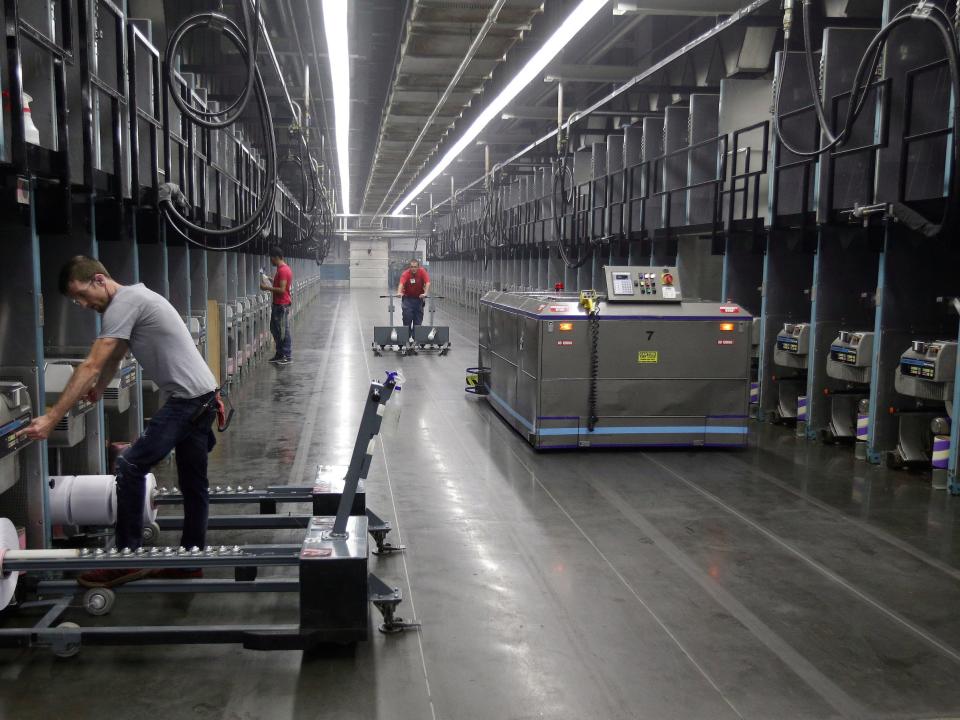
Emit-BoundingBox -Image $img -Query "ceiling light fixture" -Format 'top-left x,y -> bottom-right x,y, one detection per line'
322,0 -> 350,214
390,0 -> 608,215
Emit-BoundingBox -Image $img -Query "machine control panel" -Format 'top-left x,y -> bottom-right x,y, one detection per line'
604,265 -> 681,302
0,381 -> 32,461
776,323 -> 811,355
829,330 -> 874,367
0,412 -> 31,461
899,340 -> 957,381
116,361 -> 137,389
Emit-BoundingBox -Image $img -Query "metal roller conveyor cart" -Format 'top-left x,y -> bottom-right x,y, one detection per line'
0,372 -> 416,656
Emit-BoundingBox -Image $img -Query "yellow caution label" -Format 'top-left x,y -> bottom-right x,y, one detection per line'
466,375 -> 479,386
637,351 -> 659,364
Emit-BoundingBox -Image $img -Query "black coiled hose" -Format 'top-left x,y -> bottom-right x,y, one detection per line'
773,0 -> 960,235
165,0 -> 259,129
161,3 -> 277,250
553,159 -> 592,269
587,310 -> 600,432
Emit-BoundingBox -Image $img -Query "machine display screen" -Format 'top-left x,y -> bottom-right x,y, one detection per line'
830,348 -> 858,365
900,360 -> 935,379
0,411 -> 31,459
777,337 -> 799,353
612,272 -> 633,296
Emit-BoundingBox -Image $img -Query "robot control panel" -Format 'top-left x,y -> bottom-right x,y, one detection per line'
604,265 -> 681,302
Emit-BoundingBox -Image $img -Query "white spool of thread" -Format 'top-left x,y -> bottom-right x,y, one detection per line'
0,518 -> 20,609
68,476 -> 117,526
49,474 -> 158,526
48,475 -> 75,526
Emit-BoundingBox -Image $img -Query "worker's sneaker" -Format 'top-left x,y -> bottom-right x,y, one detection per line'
268,356 -> 283,364
77,568 -> 149,588
148,568 -> 203,580
277,357 -> 292,365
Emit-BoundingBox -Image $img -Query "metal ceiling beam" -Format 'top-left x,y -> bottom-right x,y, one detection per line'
367,0 -> 507,218
500,107 -> 668,121
542,64 -> 640,83
420,0 -> 773,217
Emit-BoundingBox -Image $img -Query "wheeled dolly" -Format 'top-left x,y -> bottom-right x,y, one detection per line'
372,295 -> 451,356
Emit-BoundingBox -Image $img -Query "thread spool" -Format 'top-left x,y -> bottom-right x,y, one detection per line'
932,435 -> 950,490
749,382 -> 759,405
49,474 -> 158,527
0,518 -> 19,609
855,413 -> 870,460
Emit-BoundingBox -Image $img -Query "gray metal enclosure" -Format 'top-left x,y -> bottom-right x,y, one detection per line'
478,290 -> 752,449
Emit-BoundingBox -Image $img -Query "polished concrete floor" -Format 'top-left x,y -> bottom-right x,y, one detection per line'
3,289 -> 960,719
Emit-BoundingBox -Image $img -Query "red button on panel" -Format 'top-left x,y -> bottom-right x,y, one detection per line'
662,273 -> 674,286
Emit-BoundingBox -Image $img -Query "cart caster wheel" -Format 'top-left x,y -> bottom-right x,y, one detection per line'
53,622 -> 81,658
83,587 -> 115,616
142,521 -> 161,545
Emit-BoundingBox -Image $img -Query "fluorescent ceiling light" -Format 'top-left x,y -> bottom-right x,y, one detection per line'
322,0 -> 350,215
390,0 -> 608,215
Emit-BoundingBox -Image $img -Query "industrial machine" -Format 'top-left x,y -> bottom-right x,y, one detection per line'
823,330 -> 874,442
220,302 -> 237,382
45,359 -> 97,448
0,382 -> 33,495
102,357 -> 138,414
476,266 -> 752,449
186,315 -> 206,359
887,340 -> 957,469
770,322 -> 811,423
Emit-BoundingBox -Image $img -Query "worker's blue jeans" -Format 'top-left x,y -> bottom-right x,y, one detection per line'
401,296 -> 424,328
115,393 -> 216,550
270,304 -> 292,359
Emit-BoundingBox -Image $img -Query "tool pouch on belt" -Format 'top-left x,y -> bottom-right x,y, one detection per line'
189,389 -> 234,432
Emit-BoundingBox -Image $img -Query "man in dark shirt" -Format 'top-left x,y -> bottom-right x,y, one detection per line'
396,258 -> 430,331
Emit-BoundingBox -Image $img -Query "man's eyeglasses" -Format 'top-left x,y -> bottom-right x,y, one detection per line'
69,280 -> 95,306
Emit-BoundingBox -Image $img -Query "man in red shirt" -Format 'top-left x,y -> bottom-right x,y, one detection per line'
261,245 -> 293,364
397,258 -> 430,331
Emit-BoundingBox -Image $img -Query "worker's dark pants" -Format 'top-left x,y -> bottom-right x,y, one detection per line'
115,392 -> 216,550
270,304 -> 292,359
401,296 -> 424,329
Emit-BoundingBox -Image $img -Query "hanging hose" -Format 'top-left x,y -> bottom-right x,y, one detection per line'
579,291 -> 601,432
772,0 -> 960,235
587,311 -> 600,432
160,0 -> 278,251
553,158 -> 592,269
165,0 -> 260,129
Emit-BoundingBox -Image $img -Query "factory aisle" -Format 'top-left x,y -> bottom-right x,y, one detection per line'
3,289 -> 960,720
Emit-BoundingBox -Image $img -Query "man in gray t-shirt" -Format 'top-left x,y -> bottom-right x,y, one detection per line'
23,256 -> 219,588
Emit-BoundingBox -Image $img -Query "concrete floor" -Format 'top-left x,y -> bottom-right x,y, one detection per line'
3,289 -> 960,719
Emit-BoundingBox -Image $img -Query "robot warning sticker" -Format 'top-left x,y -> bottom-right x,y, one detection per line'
637,351 -> 659,363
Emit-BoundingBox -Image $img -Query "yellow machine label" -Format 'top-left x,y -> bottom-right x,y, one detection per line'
637,351 -> 659,364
